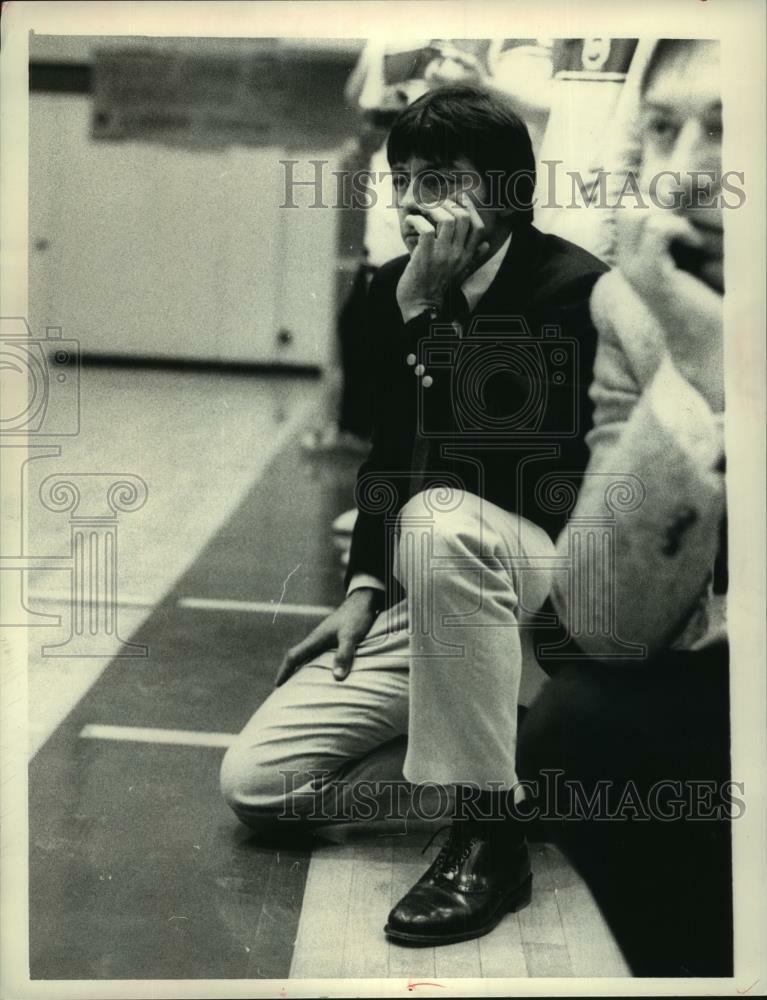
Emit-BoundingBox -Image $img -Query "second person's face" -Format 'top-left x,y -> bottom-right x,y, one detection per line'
639,41 -> 723,291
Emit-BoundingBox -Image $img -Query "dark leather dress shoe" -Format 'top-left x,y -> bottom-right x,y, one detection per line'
384,818 -> 532,946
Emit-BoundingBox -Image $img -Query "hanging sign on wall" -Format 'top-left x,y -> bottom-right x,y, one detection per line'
91,44 -> 354,149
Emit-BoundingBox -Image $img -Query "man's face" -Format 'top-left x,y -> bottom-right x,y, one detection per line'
639,41 -> 723,291
390,156 -> 508,256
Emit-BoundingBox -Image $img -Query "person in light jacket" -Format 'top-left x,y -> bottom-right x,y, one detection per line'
518,39 -> 731,977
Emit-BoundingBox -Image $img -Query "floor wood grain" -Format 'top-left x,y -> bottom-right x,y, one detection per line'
289,826 -> 629,980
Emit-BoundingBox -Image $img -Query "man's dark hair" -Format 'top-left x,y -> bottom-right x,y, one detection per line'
386,84 -> 536,228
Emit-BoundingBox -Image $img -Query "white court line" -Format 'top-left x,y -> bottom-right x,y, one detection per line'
178,597 -> 333,617
80,723 -> 235,748
29,390 -> 327,760
29,592 -> 156,608
29,594 -> 334,616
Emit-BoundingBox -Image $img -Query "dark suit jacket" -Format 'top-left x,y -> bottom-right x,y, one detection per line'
346,224 -> 609,592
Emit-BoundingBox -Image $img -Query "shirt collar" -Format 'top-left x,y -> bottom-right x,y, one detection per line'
461,233 -> 512,314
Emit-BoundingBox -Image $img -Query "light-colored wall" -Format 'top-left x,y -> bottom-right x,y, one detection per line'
29,36 -> 353,366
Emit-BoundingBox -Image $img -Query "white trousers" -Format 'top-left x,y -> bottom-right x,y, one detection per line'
220,489 -> 554,825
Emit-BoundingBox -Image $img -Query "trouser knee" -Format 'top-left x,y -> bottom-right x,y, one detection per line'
219,741 -> 300,826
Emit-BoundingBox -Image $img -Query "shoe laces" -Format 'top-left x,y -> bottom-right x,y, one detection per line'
421,822 -> 478,879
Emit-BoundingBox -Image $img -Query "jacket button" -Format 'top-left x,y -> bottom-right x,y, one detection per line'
406,353 -> 416,366
414,364 -> 425,376
422,375 -> 434,388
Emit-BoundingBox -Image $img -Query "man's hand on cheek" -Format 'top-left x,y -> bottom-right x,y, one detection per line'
618,210 -> 724,412
395,194 -> 490,324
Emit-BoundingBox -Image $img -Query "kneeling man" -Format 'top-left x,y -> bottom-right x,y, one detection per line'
221,84 -> 607,945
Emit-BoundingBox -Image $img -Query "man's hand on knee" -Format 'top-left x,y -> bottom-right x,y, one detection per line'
274,588 -> 383,686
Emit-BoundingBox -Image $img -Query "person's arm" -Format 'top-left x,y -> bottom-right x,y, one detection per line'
484,41 -> 554,132
345,41 -> 382,110
347,573 -> 385,595
551,271 -> 726,659
277,264 -> 396,686
347,195 -> 491,588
